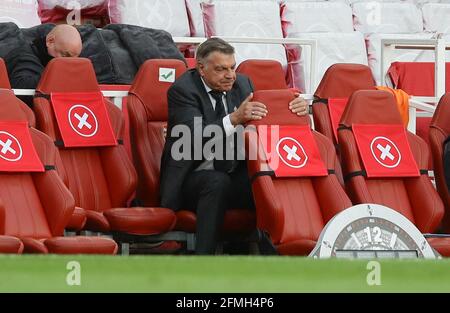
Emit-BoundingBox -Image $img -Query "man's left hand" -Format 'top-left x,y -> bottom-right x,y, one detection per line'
289,92 -> 308,116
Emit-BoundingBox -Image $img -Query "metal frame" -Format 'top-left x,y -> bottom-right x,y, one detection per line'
381,38 -> 450,133
173,36 -> 318,94
13,36 -> 318,123
381,38 -> 449,101
13,89 -> 129,109
112,231 -> 196,255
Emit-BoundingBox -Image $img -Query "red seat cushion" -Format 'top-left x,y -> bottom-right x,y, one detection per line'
175,210 -> 196,233
103,207 -> 176,235
175,209 -> 256,234
44,236 -> 118,254
0,235 -> 23,253
84,210 -> 111,233
66,207 -> 87,231
276,239 -> 317,256
427,237 -> 450,257
21,238 -> 48,254
222,209 -> 256,233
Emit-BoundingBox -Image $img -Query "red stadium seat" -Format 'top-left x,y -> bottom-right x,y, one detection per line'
0,89 -> 117,254
387,62 -> 450,164
338,90 -> 450,256
313,63 -> 375,146
0,63 -> 86,232
32,58 -> 176,251
245,89 -> 352,255
0,236 -> 23,254
236,60 -> 288,91
127,59 -> 256,250
312,64 -> 375,185
0,58 -> 11,89
0,197 -> 23,254
128,59 -> 187,207
430,93 -> 450,232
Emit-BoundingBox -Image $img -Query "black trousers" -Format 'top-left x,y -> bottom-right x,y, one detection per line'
182,162 -> 255,255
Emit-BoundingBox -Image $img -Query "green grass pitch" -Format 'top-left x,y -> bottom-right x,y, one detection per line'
1,255 -> 450,292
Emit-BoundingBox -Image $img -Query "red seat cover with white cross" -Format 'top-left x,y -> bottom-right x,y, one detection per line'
352,124 -> 419,177
313,64 -> 376,145
258,125 -> 327,177
0,121 -> 43,172
327,98 -> 348,142
50,92 -> 117,147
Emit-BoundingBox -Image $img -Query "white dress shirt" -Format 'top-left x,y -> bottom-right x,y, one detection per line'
196,78 -> 237,171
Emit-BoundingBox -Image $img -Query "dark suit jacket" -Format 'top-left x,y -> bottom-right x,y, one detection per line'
160,69 -> 253,210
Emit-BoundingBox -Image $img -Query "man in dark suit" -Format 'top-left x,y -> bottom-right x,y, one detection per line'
6,24 -> 82,89
160,38 -> 308,254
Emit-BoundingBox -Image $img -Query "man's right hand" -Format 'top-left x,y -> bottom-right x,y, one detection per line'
229,93 -> 268,126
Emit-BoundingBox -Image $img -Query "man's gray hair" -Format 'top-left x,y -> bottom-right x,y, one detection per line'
196,38 -> 235,65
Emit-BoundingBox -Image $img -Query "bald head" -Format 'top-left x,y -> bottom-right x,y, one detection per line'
46,24 -> 82,58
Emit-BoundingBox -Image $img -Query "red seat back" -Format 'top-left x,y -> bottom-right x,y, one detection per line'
0,85 -> 35,128
237,59 -> 288,91
388,62 -> 450,97
0,58 -> 11,89
246,89 -> 351,255
0,89 -> 74,239
33,58 -> 136,213
430,93 -> 450,231
313,63 -> 375,145
338,90 -> 443,233
127,59 -> 187,206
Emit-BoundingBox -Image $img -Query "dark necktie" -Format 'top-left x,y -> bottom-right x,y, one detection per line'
209,90 -> 233,173
209,90 -> 226,119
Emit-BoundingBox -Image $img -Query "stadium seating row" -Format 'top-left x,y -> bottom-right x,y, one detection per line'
1,56 -> 450,257
126,58 -> 450,256
2,0 -> 450,91
0,57 -> 181,255
5,0 -> 449,30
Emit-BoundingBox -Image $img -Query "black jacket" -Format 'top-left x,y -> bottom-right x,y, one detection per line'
1,22 -> 186,87
159,69 -> 253,210
4,24 -> 54,89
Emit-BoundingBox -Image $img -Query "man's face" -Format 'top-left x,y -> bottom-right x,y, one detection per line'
198,51 -> 236,92
46,35 -> 82,58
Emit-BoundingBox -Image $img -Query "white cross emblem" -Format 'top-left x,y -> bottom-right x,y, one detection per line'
74,113 -> 92,130
377,143 -> 394,161
283,144 -> 301,162
276,137 -> 308,169
0,139 -> 15,155
0,131 -> 23,162
370,136 -> 402,168
68,104 -> 99,138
